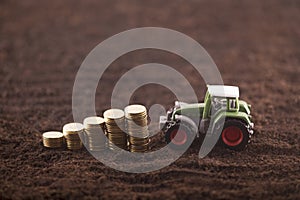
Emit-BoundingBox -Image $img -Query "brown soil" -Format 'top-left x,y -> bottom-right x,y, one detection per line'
1,0 -> 299,199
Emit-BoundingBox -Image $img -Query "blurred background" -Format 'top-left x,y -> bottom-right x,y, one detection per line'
1,0 -> 299,199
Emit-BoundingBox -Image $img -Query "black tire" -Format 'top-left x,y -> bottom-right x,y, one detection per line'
219,119 -> 252,150
165,123 -> 193,150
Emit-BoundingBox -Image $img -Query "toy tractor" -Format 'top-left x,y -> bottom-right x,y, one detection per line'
159,85 -> 254,150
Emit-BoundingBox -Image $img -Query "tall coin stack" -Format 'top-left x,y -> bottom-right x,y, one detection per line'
124,104 -> 150,152
63,122 -> 84,150
103,109 -> 127,150
83,116 -> 106,151
42,131 -> 64,148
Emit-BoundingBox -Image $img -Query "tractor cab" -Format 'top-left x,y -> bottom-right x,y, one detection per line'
203,85 -> 240,118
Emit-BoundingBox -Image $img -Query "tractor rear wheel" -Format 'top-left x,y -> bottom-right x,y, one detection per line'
220,119 -> 251,150
165,123 -> 193,150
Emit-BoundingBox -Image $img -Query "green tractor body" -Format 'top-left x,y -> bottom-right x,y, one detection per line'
160,85 -> 254,150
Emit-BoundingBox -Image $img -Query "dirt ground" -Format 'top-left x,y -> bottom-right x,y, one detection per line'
1,0 -> 299,199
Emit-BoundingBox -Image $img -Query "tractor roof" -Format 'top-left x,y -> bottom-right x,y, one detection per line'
207,85 -> 239,98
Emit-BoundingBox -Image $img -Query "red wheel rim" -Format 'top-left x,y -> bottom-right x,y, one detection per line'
170,129 -> 187,145
222,126 -> 243,146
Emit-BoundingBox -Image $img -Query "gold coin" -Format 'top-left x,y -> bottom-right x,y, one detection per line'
104,109 -> 125,120
83,116 -> 105,128
63,122 -> 84,132
124,104 -> 147,115
129,144 -> 149,152
43,131 -> 64,139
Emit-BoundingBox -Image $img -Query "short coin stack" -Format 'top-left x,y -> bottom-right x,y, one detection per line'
103,109 -> 127,150
42,131 -> 64,148
83,116 -> 106,151
63,123 -> 84,150
124,104 -> 150,152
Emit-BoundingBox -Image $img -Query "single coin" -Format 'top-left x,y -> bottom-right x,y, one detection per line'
84,116 -> 105,127
63,122 -> 84,133
43,131 -> 64,139
124,104 -> 147,115
103,109 -> 125,120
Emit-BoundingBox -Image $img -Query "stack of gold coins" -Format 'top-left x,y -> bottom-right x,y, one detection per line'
103,109 -> 127,150
124,104 -> 150,152
42,131 -> 64,148
63,122 -> 84,150
83,116 -> 106,151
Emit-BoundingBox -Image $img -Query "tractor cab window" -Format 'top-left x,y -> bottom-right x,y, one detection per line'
211,97 -> 227,115
229,98 -> 238,110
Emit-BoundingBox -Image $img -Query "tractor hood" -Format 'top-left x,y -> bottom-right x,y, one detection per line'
239,100 -> 251,115
173,102 -> 205,118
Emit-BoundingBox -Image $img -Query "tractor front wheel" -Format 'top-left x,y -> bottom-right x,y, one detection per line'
165,123 -> 192,150
220,119 -> 251,150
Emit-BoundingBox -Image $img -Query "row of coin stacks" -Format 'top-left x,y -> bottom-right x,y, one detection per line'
42,104 -> 150,152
